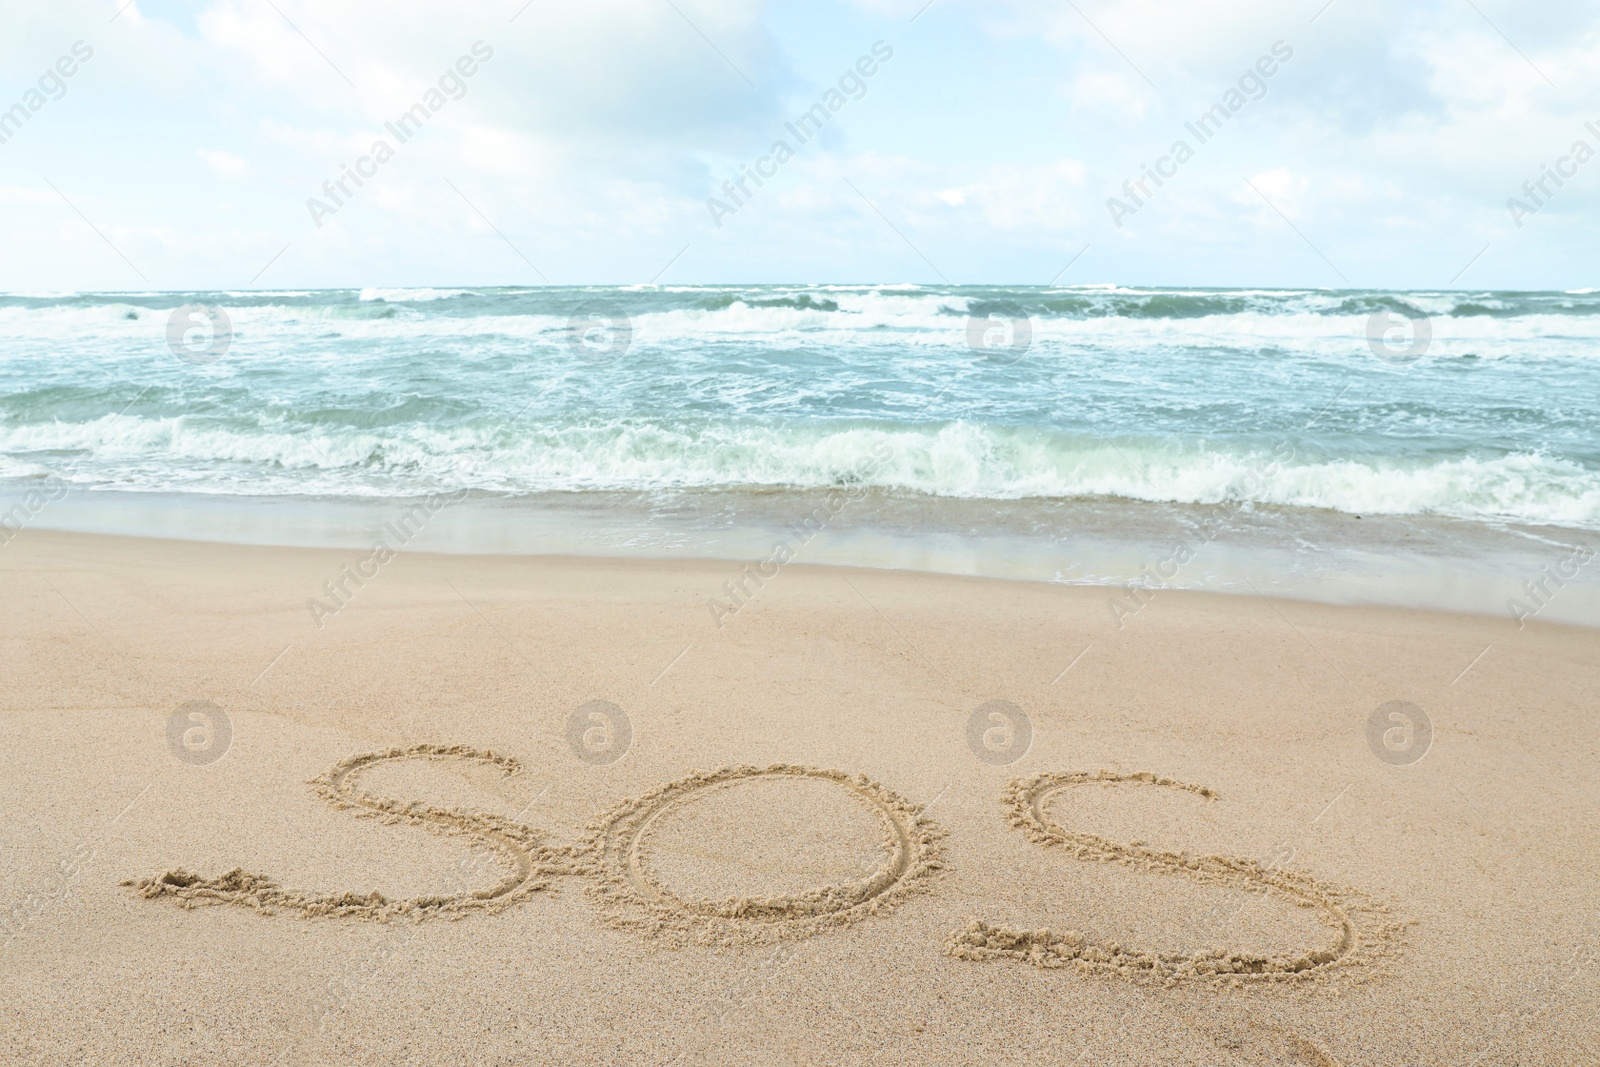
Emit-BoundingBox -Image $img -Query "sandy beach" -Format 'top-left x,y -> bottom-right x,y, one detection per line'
2,529 -> 1596,1065
9,0 -> 1600,1060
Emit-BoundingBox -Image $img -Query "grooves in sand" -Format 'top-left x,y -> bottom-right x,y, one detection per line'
946,771 -> 1404,985
125,751 -> 1400,991
124,744 -> 567,920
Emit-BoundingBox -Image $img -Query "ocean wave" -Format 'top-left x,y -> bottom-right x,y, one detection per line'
1,289 -> 1599,357
1,286 -> 1594,533
357,287 -> 475,302
3,306 -> 1597,364
5,415 -> 1596,527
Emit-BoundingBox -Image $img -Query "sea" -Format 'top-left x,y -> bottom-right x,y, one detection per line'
3,284 -> 1597,624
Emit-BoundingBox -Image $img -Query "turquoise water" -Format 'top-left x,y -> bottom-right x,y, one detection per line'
2,284 -> 1598,529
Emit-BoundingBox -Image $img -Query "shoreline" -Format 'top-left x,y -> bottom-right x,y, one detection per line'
4,487 -> 1598,629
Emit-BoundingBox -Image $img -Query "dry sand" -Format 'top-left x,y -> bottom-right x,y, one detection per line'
1,529 -> 1597,1065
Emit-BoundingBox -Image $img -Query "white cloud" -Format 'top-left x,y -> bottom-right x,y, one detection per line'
1240,167 -> 1309,217
2,0 -> 1600,288
197,148 -> 249,178
1063,70 -> 1150,118
920,161 -> 1088,231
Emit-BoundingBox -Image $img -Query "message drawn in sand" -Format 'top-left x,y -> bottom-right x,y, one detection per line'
123,744 -> 568,920
125,750 -> 1402,987
946,771 -> 1402,985
579,764 -> 944,946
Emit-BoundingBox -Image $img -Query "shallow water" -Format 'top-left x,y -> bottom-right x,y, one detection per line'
2,284 -> 1597,526
3,284 -> 1597,625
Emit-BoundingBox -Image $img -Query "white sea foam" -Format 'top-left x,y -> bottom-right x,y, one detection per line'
2,287 -> 1595,530
1,296 -> 1598,361
5,415 -> 1596,527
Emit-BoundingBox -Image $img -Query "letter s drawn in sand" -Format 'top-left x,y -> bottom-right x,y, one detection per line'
124,744 -> 567,920
945,771 -> 1402,985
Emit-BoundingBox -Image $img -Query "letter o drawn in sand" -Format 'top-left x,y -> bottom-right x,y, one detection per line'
580,764 -> 944,945
946,771 -> 1401,985
1366,700 -> 1432,766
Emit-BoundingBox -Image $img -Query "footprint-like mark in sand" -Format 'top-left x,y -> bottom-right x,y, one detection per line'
580,764 -> 944,945
946,771 -> 1400,984
124,744 -> 567,920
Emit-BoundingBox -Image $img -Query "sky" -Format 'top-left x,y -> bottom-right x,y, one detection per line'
0,0 -> 1597,291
